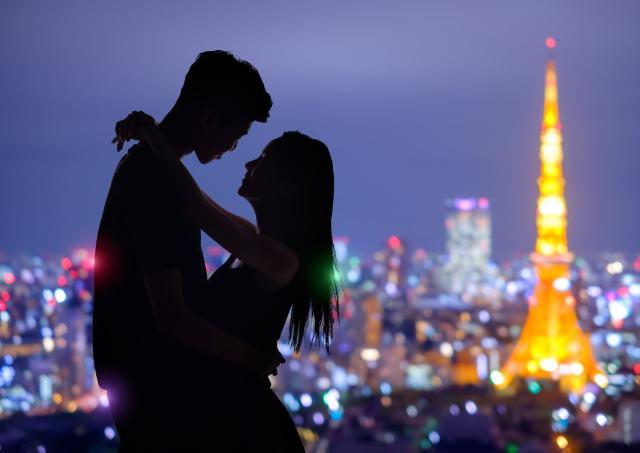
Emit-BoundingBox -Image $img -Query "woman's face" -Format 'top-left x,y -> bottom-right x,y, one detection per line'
238,142 -> 297,201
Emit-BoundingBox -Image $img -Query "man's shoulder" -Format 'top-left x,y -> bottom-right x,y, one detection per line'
117,143 -> 157,171
114,144 -> 166,188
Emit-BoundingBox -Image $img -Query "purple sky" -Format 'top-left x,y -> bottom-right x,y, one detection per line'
1,0 -> 639,258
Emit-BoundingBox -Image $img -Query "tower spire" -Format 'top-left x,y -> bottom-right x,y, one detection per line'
533,38 -> 570,262
495,39 -> 604,394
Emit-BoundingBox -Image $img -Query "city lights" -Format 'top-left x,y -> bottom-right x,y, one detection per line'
1,239 -> 639,451
360,348 -> 380,362
0,35 -> 637,452
556,435 -> 569,449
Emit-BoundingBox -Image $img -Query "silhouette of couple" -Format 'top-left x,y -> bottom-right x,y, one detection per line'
94,51 -> 340,452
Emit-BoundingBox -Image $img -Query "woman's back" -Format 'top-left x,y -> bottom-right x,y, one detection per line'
193,256 -> 305,452
201,256 -> 294,347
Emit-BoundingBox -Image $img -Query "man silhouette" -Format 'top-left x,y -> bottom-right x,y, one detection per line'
93,51 -> 273,452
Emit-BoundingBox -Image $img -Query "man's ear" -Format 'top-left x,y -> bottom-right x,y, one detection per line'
201,108 -> 222,134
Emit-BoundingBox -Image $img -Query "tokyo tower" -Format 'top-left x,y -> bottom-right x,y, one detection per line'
495,38 -> 605,394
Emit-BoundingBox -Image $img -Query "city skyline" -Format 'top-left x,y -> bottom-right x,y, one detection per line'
2,1 -> 639,258
2,222 -> 639,449
2,2 -> 640,450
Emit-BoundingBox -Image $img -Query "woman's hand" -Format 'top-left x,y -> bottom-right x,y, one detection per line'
111,110 -> 157,151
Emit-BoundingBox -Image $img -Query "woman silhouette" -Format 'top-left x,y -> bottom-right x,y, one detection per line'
114,111 -> 340,451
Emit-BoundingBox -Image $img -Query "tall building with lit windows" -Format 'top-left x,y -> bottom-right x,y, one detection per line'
371,236 -> 408,305
369,236 -> 410,334
443,198 -> 491,294
496,38 -> 604,394
362,295 -> 383,348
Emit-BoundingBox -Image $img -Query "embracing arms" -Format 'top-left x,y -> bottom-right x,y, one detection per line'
143,268 -> 274,369
201,192 -> 257,234
125,166 -> 282,374
118,113 -> 299,288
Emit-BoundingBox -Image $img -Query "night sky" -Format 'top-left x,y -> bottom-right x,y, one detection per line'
2,0 -> 639,258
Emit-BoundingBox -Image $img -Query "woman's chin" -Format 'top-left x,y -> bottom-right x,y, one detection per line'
238,186 -> 258,202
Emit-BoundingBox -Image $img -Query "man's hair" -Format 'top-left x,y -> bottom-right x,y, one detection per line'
177,50 -> 272,123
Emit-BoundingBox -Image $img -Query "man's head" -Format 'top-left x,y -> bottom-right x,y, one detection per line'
174,50 -> 272,163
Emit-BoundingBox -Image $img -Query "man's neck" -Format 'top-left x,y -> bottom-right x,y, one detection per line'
158,113 -> 193,159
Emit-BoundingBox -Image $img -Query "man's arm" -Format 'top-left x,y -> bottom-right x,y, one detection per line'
143,268 -> 269,369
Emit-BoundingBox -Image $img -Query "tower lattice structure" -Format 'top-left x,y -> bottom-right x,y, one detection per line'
496,39 -> 604,394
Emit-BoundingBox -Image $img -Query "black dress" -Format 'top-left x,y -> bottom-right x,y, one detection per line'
192,256 -> 305,452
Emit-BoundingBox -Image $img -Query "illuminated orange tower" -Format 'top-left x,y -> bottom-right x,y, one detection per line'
496,38 -> 605,394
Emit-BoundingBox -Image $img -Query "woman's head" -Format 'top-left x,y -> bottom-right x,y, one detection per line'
239,132 -> 329,203
239,131 -> 340,352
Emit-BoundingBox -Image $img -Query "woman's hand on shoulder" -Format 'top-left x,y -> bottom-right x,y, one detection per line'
112,110 -> 157,151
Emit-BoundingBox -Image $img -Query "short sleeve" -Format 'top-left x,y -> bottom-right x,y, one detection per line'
125,165 -> 188,274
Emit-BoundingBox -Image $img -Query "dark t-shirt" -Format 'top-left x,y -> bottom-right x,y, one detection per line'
93,144 -> 207,402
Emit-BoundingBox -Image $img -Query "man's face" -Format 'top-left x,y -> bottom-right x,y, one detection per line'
193,111 -> 252,164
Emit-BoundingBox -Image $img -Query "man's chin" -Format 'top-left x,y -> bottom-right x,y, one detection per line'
195,151 -> 223,164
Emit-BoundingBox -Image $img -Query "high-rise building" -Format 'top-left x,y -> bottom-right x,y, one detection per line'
362,295 -> 382,349
496,38 -> 604,394
380,236 -> 407,301
443,197 -> 491,294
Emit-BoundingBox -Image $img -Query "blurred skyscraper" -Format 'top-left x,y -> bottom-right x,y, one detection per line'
443,198 -> 492,295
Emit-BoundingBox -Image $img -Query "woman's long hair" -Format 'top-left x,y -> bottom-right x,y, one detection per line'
271,132 -> 340,353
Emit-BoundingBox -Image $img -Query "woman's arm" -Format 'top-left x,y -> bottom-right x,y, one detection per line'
201,192 -> 257,233
140,128 -> 255,232
139,125 -> 203,207
140,125 -> 299,287
197,195 -> 299,287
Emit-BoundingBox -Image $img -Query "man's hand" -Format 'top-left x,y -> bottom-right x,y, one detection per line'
111,110 -> 157,151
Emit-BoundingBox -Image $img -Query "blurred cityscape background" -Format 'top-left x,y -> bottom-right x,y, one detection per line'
2,1 -> 640,452
2,201 -> 640,452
